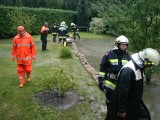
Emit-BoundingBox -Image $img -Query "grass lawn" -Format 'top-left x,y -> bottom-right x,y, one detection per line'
0,32 -> 106,120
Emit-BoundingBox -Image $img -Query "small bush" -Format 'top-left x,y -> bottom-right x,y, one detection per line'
59,47 -> 72,59
89,17 -> 105,34
35,66 -> 76,97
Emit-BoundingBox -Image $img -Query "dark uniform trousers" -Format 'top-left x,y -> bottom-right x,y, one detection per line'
41,33 -> 47,51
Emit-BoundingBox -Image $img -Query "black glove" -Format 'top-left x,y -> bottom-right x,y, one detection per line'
98,76 -> 105,91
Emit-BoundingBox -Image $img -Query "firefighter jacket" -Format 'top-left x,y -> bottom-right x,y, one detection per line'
58,26 -> 68,39
106,60 -> 151,120
11,32 -> 36,65
52,23 -> 59,34
99,49 -> 130,91
71,25 -> 77,32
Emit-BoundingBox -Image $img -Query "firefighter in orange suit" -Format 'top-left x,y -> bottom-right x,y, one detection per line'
11,26 -> 36,88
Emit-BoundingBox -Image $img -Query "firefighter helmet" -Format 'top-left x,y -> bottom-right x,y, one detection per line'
61,21 -> 66,25
71,23 -> 75,26
115,35 -> 129,45
44,22 -> 48,26
138,48 -> 160,66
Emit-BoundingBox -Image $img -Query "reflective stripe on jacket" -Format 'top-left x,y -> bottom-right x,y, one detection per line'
58,26 -> 68,37
106,61 -> 151,120
100,49 -> 130,89
11,32 -> 36,65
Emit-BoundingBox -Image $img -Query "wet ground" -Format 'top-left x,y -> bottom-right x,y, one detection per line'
33,90 -> 83,110
77,38 -> 160,120
77,38 -> 115,71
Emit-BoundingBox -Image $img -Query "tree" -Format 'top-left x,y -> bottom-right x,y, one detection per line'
45,0 -> 63,9
4,0 -> 13,6
90,0 -> 128,36
126,0 -> 160,50
14,0 -> 23,7
125,0 -> 160,83
89,17 -> 105,34
77,0 -> 89,26
63,0 -> 78,10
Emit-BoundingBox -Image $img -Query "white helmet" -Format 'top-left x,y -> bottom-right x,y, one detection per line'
115,35 -> 129,45
61,21 -> 66,25
71,23 -> 75,26
138,48 -> 160,66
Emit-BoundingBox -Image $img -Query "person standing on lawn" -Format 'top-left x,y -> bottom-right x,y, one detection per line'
41,22 -> 49,51
58,22 -> 68,45
98,35 -> 130,109
11,26 -> 36,88
52,22 -> 59,42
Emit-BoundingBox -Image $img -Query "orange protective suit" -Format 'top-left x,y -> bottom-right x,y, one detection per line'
11,31 -> 36,85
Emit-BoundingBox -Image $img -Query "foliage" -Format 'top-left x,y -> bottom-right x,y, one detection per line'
45,0 -> 63,9
124,0 -> 160,83
90,0 -> 129,36
125,0 -> 160,51
0,0 -> 79,10
89,17 -> 105,34
0,6 -> 76,38
15,0 -> 23,7
90,0 -> 160,50
77,0 -> 89,26
144,65 -> 160,84
35,67 -> 75,97
3,0 -> 13,6
89,0 -> 160,80
7,10 -> 36,35
59,47 -> 73,59
63,0 -> 79,11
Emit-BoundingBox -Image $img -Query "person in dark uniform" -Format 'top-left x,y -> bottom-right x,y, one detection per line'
40,22 -> 49,51
52,22 -> 59,42
106,48 -> 160,120
98,35 -> 130,109
58,22 -> 68,45
71,23 -> 80,40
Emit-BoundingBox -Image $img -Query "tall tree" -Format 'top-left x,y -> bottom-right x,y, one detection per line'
36,0 -> 46,8
125,0 -> 160,83
45,0 -> 63,9
4,0 -> 13,6
126,0 -> 160,50
63,0 -> 78,10
77,0 -> 89,26
14,0 -> 23,7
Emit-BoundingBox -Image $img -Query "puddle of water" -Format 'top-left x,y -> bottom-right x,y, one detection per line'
143,80 -> 160,120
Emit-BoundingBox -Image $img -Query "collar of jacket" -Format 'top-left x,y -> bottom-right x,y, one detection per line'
114,49 -> 127,55
131,53 -> 144,68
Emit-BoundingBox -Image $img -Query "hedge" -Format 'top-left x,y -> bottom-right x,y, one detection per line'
0,6 -> 76,38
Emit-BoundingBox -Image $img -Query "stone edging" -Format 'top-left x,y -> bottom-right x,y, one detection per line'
72,43 -> 99,84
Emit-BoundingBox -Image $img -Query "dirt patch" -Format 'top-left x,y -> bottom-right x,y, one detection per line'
33,90 -> 84,110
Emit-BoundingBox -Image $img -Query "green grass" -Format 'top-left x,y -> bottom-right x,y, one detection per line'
0,32 -> 105,120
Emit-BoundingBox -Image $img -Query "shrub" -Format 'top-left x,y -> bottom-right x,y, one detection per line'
35,67 -> 76,97
89,17 -> 105,34
0,6 -> 76,38
59,47 -> 72,59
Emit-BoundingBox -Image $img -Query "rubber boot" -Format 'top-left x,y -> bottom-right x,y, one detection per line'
19,79 -> 25,88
